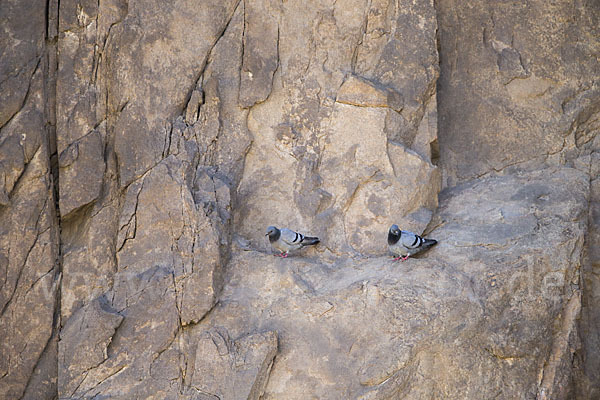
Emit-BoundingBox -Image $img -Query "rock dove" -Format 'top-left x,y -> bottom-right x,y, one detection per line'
388,224 -> 437,261
265,226 -> 320,257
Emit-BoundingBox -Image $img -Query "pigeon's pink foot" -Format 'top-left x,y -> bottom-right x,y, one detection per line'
393,256 -> 402,261
402,255 -> 409,261
282,253 -> 288,258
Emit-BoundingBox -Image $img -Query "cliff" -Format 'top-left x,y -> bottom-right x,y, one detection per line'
0,0 -> 598,398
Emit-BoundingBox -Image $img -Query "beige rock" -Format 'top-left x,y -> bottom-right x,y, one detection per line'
187,328 -> 278,400
320,102 -> 440,254
235,0 -> 441,258
60,200 -> 119,322
412,94 -> 438,161
354,0 -> 439,147
0,134 -> 25,206
105,0 -> 241,187
202,167 -> 588,399
239,0 -> 280,108
115,156 -> 221,325
58,128 -> 105,218
336,75 -> 403,112
0,0 -> 46,128
63,266 -> 182,399
58,297 -> 123,398
1,0 -> 598,398
577,151 -> 600,398
56,1 -> 252,397
0,54 -> 59,399
436,0 -> 600,185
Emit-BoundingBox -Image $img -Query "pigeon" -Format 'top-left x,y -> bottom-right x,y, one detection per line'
388,224 -> 437,261
265,226 -> 320,257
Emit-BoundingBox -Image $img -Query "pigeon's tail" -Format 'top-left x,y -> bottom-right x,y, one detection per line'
301,236 -> 320,246
422,238 -> 437,250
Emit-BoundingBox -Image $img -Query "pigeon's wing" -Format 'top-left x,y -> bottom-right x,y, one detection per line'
400,230 -> 424,250
279,228 -> 305,246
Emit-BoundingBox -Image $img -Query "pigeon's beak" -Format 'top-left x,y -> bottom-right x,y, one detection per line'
265,233 -> 269,236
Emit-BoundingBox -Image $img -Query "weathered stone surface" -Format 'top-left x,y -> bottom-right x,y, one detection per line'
0,3 -> 60,397
58,297 -> 123,397
435,3 -> 599,395
0,0 -> 46,129
23,334 -> 59,400
115,156 -> 221,325
0,66 -> 59,399
336,74 -> 403,112
58,128 -> 105,218
58,153 -> 216,394
59,199 -> 119,323
235,0 -> 440,256
1,0 -> 599,397
186,328 -> 278,399
203,167 -> 588,399
107,0 -> 241,188
577,150 -> 600,399
61,266 -> 182,399
437,0 -> 600,186
354,0 -> 439,146
55,1 -> 252,397
239,0 -> 279,108
319,102 -> 440,254
0,134 -> 25,206
432,167 -> 590,400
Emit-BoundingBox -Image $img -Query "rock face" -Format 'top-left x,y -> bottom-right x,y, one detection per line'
0,0 -> 598,399
0,1 -> 60,398
436,0 -> 599,187
206,167 -> 587,399
234,0 -> 440,256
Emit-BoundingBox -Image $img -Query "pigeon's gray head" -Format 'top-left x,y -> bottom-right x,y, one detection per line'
265,226 -> 279,237
389,224 -> 401,235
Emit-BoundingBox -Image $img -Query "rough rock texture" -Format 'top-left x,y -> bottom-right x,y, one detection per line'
0,0 -> 598,399
185,328 -> 278,399
0,0 -> 60,398
577,150 -> 600,399
204,167 -> 587,399
234,0 -> 440,256
437,0 -> 599,187
436,1 -> 600,397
